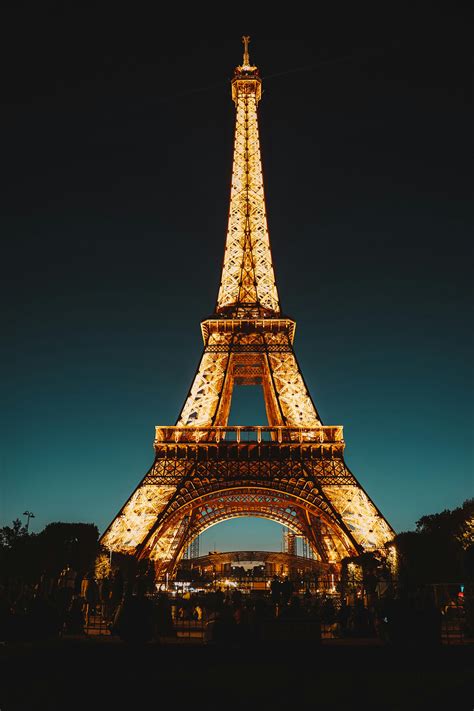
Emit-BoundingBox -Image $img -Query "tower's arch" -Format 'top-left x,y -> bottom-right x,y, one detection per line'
137,482 -> 360,579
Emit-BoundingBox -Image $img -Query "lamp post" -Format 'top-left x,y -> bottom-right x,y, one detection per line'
23,510 -> 35,532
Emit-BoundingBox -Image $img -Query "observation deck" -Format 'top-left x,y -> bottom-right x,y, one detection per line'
154,425 -> 345,460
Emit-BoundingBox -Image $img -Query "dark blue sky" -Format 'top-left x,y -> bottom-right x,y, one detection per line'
1,7 -> 472,552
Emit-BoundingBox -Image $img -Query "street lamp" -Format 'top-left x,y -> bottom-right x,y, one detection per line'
23,511 -> 35,532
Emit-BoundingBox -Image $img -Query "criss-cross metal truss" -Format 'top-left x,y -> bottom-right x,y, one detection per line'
216,54 -> 279,317
100,38 -> 395,580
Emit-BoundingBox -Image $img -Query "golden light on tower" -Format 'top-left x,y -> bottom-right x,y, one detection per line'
100,38 -> 394,582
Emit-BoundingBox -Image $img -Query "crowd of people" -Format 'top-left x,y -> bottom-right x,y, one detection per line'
169,582 -> 370,644
0,568 -> 450,646
0,567 -> 126,642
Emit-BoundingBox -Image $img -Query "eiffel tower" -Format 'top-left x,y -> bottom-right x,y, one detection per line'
100,37 -> 394,581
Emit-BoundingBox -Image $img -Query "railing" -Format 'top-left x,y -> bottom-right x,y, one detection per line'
84,603 -> 111,636
166,598 -> 330,644
155,425 -> 344,445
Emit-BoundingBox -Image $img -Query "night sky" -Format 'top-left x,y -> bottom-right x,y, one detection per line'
1,6 -> 472,553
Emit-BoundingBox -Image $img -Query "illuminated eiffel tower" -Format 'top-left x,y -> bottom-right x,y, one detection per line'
101,37 -> 394,581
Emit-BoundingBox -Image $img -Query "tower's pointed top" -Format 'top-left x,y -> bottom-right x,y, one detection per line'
242,35 -> 251,67
236,35 -> 257,74
220,37 -> 277,317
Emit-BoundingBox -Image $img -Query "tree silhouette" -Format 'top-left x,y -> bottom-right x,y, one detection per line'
394,498 -> 473,586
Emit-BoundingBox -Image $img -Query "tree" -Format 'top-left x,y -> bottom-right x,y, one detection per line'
35,522 -> 99,579
393,498 -> 474,586
417,498 -> 473,551
0,520 -> 101,589
0,519 -> 29,548
0,519 -> 40,586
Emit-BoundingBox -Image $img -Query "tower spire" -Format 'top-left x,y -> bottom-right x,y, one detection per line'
242,35 -> 250,66
216,37 -> 279,318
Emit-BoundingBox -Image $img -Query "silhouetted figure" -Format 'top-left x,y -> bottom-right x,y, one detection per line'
280,577 -> 294,607
152,593 -> 174,639
57,568 -> 75,618
58,566 -> 77,593
110,569 -> 124,616
232,600 -> 252,643
320,596 -> 336,626
252,595 -> 271,640
337,601 -> 350,637
112,591 -> 154,644
99,575 -> 112,620
214,587 -> 225,609
231,588 -> 243,607
84,573 -> 99,625
270,576 -> 281,611
63,595 -> 85,635
100,576 -> 111,603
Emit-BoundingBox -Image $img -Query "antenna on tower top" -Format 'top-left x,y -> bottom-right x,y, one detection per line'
242,35 -> 250,66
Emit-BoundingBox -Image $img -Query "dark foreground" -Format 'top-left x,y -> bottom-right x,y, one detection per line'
0,637 -> 472,711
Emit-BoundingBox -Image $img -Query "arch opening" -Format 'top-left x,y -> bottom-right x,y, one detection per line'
141,485 -> 359,582
198,516 -> 288,555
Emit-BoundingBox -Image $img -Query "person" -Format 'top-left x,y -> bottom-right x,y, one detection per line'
231,588 -> 242,607
252,594 -> 271,640
63,595 -> 85,635
214,587 -> 224,608
84,573 -> 99,626
153,592 -> 175,639
56,566 -> 75,618
112,589 -> 154,644
59,566 -> 77,592
100,575 -> 112,621
270,575 -> 281,612
321,596 -> 336,626
280,577 -> 294,607
110,569 -> 124,618
336,601 -> 350,637
208,605 -> 236,645
303,587 -> 312,614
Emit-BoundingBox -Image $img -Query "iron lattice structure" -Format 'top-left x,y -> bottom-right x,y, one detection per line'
101,38 -> 395,580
